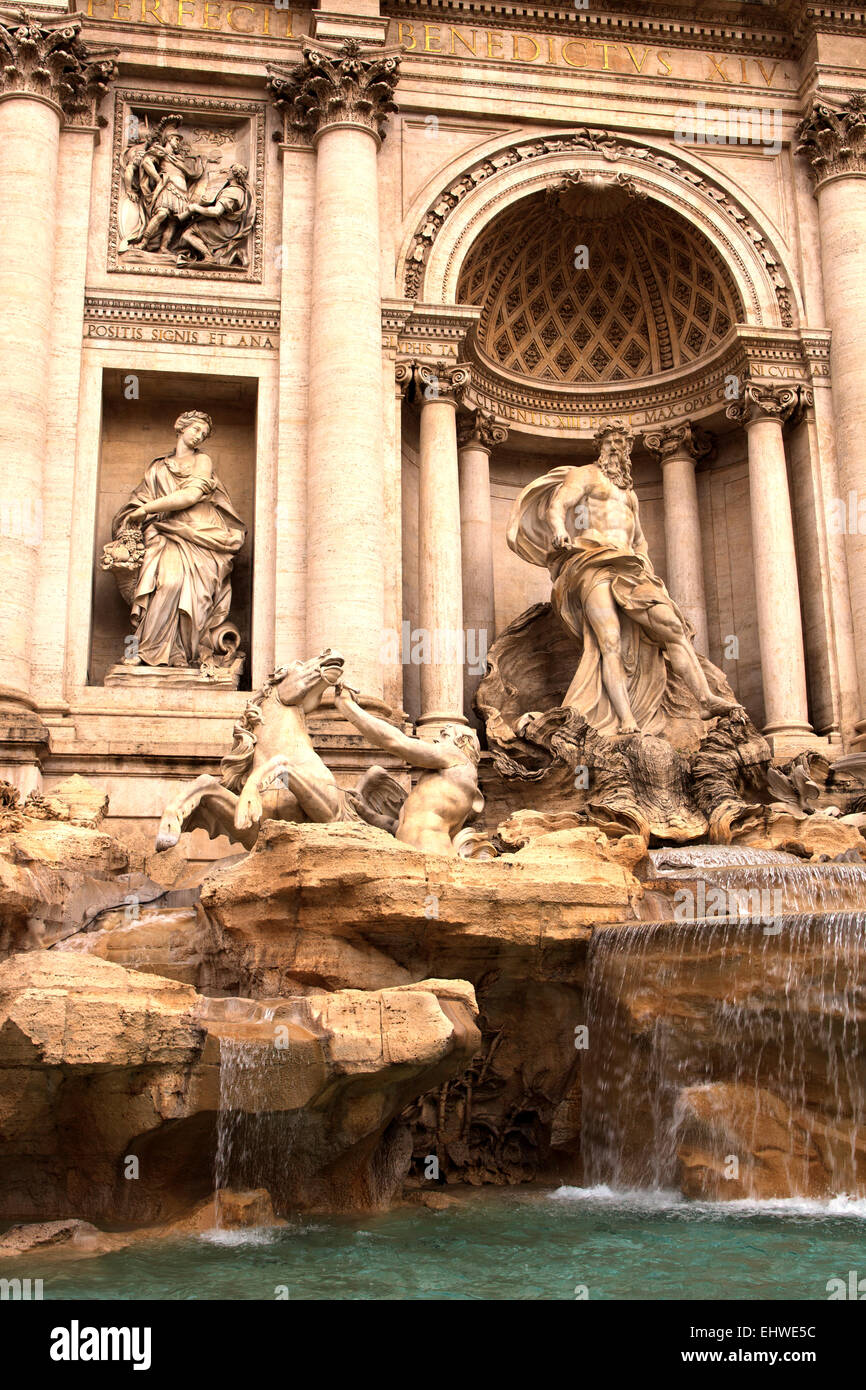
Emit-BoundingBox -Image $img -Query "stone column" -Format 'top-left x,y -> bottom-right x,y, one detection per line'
727,385 -> 814,749
416,362 -> 470,732
457,409 -> 508,718
0,14 -> 114,789
268,41 -> 400,701
644,423 -> 713,657
798,94 -> 866,745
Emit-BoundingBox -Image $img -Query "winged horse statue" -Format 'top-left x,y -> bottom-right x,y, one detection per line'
155,649 -> 405,851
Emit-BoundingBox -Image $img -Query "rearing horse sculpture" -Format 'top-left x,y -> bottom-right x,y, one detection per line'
156,649 -> 405,850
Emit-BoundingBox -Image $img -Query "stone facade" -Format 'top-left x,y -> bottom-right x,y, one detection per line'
2,0 -> 866,837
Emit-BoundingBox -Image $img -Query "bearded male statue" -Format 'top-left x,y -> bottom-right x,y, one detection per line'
507,423 -> 739,737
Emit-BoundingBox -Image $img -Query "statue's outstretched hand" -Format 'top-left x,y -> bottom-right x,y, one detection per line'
334,680 -> 360,702
552,532 -> 572,551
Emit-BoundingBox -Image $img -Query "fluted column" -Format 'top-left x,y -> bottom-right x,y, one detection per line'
798,94 -> 866,743
0,13 -> 114,786
727,386 -> 813,745
457,410 -> 508,717
416,363 -> 470,731
644,422 -> 713,657
269,41 -> 400,700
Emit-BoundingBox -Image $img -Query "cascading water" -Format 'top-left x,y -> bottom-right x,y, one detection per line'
582,860 -> 866,1199
650,846 -> 805,870
210,1002 -> 314,1225
213,1035 -> 275,1223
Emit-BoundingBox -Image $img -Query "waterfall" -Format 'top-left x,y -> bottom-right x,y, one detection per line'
582,899 -> 866,1199
650,846 -> 806,870
211,1007 -> 313,1224
215,1037 -> 267,1222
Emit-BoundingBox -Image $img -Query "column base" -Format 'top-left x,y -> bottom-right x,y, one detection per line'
0,686 -> 50,797
761,724 -> 832,762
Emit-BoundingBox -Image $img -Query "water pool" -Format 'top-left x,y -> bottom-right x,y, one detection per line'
15,1186 -> 866,1302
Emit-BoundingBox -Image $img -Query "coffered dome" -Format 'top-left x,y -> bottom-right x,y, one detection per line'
457,188 -> 744,385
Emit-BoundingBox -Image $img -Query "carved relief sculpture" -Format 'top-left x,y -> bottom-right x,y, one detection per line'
116,111 -> 257,271
101,410 -> 246,686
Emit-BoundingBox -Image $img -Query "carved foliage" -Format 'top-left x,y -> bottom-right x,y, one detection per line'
643,421 -> 714,463
268,39 -> 400,144
0,10 -> 116,120
797,93 -> 866,186
456,409 -> 508,451
398,358 -> 471,405
725,382 -> 812,426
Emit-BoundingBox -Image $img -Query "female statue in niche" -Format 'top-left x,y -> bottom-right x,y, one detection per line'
102,411 -> 246,675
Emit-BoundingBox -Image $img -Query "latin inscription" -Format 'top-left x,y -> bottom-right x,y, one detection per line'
85,321 -> 276,349
74,1 -> 790,87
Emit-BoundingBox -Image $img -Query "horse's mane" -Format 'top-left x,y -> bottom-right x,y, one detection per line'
220,668 -> 286,791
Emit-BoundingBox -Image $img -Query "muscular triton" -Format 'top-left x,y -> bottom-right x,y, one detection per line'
507,423 -> 739,737
333,684 -> 483,856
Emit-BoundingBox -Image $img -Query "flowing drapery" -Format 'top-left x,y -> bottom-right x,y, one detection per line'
112,456 -> 245,667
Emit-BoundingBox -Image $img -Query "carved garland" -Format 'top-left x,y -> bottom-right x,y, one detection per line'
403,128 -> 794,329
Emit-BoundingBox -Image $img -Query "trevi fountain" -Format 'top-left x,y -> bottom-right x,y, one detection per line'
2,0 -> 866,1327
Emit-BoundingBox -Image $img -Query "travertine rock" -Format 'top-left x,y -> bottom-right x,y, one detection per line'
48,775 -> 110,828
736,811 -> 865,861
191,819 -> 640,1187
0,950 -> 480,1221
194,818 -> 639,998
583,913 -> 866,1199
676,1083 -> 866,1201
0,820 -> 164,957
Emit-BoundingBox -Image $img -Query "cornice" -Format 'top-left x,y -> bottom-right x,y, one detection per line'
383,0 -> 798,56
421,325 -> 823,437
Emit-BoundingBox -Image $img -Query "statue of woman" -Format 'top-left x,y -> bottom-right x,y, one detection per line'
106,411 -> 246,670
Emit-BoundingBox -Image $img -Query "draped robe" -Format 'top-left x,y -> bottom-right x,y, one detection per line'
113,455 -> 246,667
507,466 -> 692,736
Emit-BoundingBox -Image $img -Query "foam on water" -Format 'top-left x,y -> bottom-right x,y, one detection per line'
551,1184 -> 866,1220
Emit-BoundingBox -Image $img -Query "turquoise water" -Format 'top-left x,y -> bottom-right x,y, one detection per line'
17,1187 -> 866,1301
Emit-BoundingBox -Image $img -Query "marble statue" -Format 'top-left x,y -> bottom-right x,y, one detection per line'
156,651 -> 405,850
507,423 -> 739,737
334,684 -> 484,855
477,421 -> 763,843
101,411 -> 246,679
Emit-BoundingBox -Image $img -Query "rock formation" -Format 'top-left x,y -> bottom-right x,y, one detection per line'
0,950 -> 480,1221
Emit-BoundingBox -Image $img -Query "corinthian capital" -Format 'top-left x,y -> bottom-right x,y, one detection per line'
796,93 -> 866,186
726,383 -> 811,426
0,10 -> 117,119
457,409 -> 508,452
267,39 -> 400,145
643,421 -> 714,464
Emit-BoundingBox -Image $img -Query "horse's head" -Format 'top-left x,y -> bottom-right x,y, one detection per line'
272,649 -> 345,711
